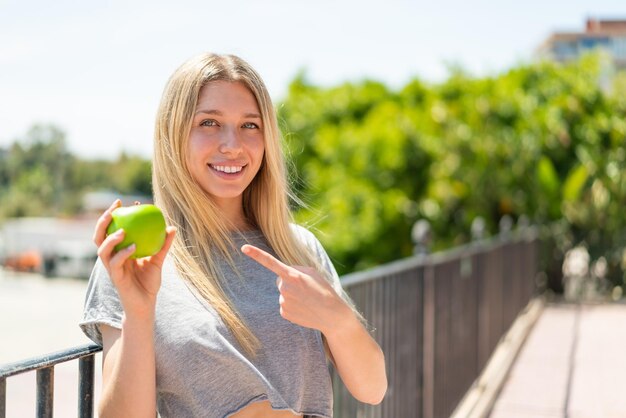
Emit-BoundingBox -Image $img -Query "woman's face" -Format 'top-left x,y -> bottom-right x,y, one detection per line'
187,81 -> 265,211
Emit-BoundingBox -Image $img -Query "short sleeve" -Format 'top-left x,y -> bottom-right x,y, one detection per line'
291,224 -> 343,296
79,258 -> 123,345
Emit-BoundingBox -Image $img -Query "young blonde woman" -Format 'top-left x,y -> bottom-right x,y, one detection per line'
80,53 -> 387,418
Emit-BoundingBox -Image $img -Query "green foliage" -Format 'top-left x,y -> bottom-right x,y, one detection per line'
0,124 -> 152,220
110,153 -> 153,196
279,77 -> 432,272
0,125 -> 72,218
279,53 -> 626,286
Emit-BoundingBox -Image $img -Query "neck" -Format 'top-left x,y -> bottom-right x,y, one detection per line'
213,196 -> 252,231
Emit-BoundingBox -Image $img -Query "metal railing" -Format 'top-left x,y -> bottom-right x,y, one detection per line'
332,227 -> 539,418
0,227 -> 539,418
0,344 -> 101,418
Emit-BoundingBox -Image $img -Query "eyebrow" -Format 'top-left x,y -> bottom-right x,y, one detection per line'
194,109 -> 262,119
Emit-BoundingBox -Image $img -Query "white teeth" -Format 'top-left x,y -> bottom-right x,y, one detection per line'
212,165 -> 243,174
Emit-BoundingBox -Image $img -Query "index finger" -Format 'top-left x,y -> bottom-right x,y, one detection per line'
241,244 -> 292,276
93,199 -> 122,246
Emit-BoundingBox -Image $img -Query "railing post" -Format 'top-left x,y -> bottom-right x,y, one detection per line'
0,377 -> 6,418
79,355 -> 95,418
36,366 -> 54,418
499,215 -> 513,237
412,220 -> 432,255
517,214 -> 530,230
1,344 -> 102,418
471,216 -> 486,241
422,263 -> 435,418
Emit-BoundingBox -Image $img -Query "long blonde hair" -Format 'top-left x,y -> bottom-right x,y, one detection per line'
153,53 -> 356,355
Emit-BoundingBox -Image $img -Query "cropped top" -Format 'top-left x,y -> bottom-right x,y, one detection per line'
79,226 -> 342,418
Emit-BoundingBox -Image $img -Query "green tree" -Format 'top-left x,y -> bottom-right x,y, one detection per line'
0,125 -> 154,220
279,53 -> 626,289
0,124 -> 73,218
280,77 -> 432,273
111,153 -> 153,196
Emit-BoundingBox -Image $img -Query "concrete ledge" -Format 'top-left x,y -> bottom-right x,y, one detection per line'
450,296 -> 545,418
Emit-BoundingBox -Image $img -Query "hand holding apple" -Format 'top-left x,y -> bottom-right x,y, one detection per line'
94,200 -> 175,319
106,204 -> 167,259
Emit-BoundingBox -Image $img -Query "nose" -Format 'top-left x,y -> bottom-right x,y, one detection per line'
218,127 -> 243,155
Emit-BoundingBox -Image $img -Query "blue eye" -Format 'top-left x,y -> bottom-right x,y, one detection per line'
242,122 -> 259,129
200,119 -> 217,127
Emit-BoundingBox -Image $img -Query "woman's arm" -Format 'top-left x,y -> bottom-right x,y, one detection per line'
92,200 -> 176,417
99,318 -> 157,418
241,244 -> 388,405
322,308 -> 387,405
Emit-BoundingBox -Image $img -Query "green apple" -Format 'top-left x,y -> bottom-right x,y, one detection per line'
106,204 -> 167,259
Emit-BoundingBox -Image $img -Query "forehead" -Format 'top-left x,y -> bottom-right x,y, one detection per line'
196,80 -> 260,113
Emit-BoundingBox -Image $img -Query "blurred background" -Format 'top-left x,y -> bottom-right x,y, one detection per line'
1,0 -> 626,416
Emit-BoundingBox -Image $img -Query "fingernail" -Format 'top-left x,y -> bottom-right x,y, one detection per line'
112,229 -> 124,236
127,244 -> 136,252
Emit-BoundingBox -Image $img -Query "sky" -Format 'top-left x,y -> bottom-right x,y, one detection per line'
1,0 -> 625,159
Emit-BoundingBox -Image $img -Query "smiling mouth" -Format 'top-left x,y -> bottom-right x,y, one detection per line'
209,164 -> 246,174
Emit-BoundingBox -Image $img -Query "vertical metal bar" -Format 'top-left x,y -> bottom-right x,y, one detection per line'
422,263 -> 435,418
36,366 -> 54,418
415,266 -> 424,418
0,377 -> 6,418
79,355 -> 95,418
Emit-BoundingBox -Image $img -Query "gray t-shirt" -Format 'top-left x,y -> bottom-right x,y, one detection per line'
80,226 -> 342,418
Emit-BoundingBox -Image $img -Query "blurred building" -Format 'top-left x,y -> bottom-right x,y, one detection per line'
0,217 -> 96,278
82,190 -> 152,214
537,18 -> 626,68
0,191 -> 151,278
